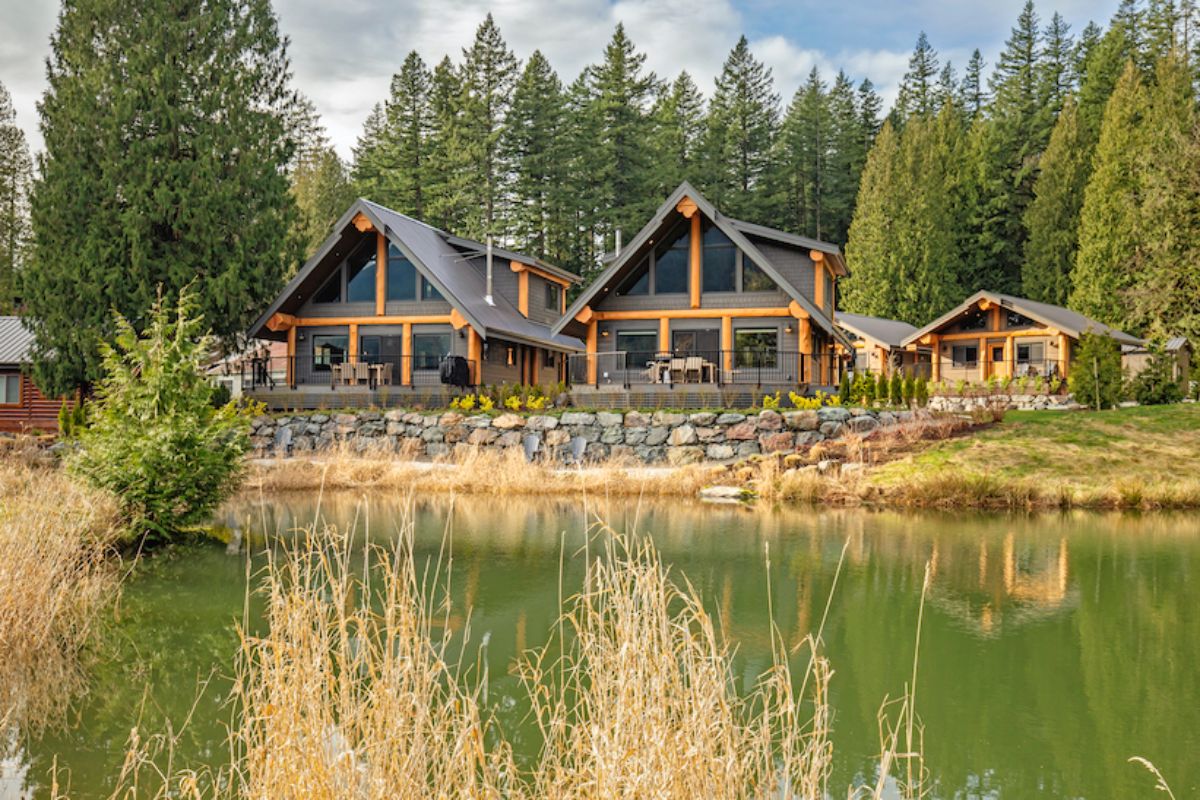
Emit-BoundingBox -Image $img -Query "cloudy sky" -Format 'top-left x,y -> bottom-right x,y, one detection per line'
1,0 -> 1121,160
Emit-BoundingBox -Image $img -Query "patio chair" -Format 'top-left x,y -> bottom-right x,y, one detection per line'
669,358 -> 686,384
684,356 -> 703,383
378,362 -> 394,386
353,361 -> 370,385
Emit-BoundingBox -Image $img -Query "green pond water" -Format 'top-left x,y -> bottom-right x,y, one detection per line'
4,495 -> 1200,799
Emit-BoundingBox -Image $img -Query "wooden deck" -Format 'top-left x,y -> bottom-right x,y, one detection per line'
245,384 -> 465,411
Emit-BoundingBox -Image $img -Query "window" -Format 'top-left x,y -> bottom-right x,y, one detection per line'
951,345 -> 978,367
615,331 -> 658,370
386,245 -> 417,301
742,259 -> 774,292
734,329 -> 778,368
1,373 -> 19,404
1016,342 -> 1044,363
672,329 -> 718,357
702,225 -> 736,292
312,335 -> 348,370
654,224 -> 690,294
543,349 -> 557,370
991,346 -> 1004,363
412,333 -> 450,369
544,281 -> 562,312
957,308 -> 988,331
616,259 -> 650,295
1006,310 -> 1035,328
346,242 -> 377,303
421,278 -> 444,301
313,270 -> 341,304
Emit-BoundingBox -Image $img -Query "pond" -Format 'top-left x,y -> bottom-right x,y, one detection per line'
4,495 -> 1199,798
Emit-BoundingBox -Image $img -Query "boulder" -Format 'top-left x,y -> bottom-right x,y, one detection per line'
596,411 -> 623,428
783,410 -> 819,431
570,426 -> 601,443
695,426 -> 723,442
624,411 -> 651,428
334,413 -> 357,425
667,425 -> 698,446
439,411 -> 464,426
847,416 -> 879,434
420,427 -> 445,443
496,431 -> 524,448
624,427 -> 649,445
600,426 -> 625,445
715,412 -> 747,425
758,432 -> 795,454
705,443 -> 736,461
545,429 -> 571,447
526,414 -> 559,431
635,445 -> 666,463
725,422 -> 757,441
384,409 -> 406,422
795,431 -> 825,447
560,411 -> 596,426
689,412 -> 717,426
492,413 -> 525,430
735,441 -> 761,458
652,411 -> 688,427
645,426 -> 671,446
443,425 -> 468,444
817,406 -> 851,424
467,427 -> 499,446
818,421 -> 845,438
309,414 -> 330,425
756,409 -> 784,430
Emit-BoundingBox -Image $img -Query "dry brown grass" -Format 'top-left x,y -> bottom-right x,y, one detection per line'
95,501 -> 929,800
0,459 -> 120,735
244,444 -> 725,499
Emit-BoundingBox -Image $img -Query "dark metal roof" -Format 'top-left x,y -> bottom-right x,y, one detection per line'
723,217 -> 848,276
553,182 -> 852,349
900,291 -> 1145,348
0,316 -> 35,365
836,312 -> 918,349
248,199 -> 584,352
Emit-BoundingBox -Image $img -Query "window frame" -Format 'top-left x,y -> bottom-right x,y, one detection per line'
345,241 -> 378,304
0,372 -> 21,405
412,332 -> 450,370
615,330 -> 659,370
312,335 -> 349,371
544,281 -> 562,312
385,245 -> 418,302
951,344 -> 979,367
733,328 -> 779,369
313,268 -> 342,305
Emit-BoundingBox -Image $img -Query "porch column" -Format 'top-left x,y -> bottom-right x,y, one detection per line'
375,232 -> 387,316
659,317 -> 670,353
401,322 -> 412,386
799,317 -> 812,383
978,335 -> 987,382
930,334 -> 941,382
286,327 -> 296,388
1058,333 -> 1070,378
586,320 -> 598,385
467,327 -> 483,386
721,315 -> 732,374
1003,335 -> 1014,379
349,323 -> 359,362
877,345 -> 888,376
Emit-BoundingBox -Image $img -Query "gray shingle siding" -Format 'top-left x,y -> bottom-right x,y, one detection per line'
752,239 -> 815,301
526,274 -> 562,325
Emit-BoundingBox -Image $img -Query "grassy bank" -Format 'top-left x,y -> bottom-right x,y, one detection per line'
863,404 -> 1200,510
0,460 -> 120,733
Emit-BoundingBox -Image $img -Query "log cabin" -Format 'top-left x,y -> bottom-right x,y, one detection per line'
245,199 -> 585,409
0,316 -> 70,433
553,182 -> 853,404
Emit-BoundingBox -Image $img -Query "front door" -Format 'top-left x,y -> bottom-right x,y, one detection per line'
672,329 -> 719,359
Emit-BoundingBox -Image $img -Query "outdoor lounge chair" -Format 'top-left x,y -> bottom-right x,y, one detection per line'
669,358 -> 686,384
684,356 -> 703,383
378,362 -> 393,386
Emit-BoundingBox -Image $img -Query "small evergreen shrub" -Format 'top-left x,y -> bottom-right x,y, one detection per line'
915,377 -> 929,406
1069,330 -> 1124,410
901,376 -> 913,407
1130,339 -> 1182,405
838,371 -> 852,405
889,372 -> 903,406
69,288 -> 251,544
875,372 -> 888,404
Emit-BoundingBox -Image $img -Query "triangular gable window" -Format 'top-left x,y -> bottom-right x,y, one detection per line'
313,269 -> 341,304
616,257 -> 650,295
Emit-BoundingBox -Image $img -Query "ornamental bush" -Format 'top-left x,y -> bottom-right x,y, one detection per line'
1068,330 -> 1124,411
1130,339 -> 1183,405
69,288 -> 251,544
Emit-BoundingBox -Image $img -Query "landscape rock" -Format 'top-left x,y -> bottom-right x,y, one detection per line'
667,425 -> 698,446
492,413 -> 525,430
758,432 -> 795,454
560,412 -> 596,426
666,446 -> 704,465
783,410 -> 819,431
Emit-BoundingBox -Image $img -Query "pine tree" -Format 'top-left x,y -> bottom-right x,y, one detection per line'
893,32 -> 940,120
1039,13 -> 1076,116
857,79 -> 883,140
386,52 -> 433,215
292,146 -> 354,266
351,103 -> 390,202
842,121 -> 900,317
776,68 -> 828,237
0,80 -> 32,312
457,14 -> 518,239
1023,96 -> 1088,305
1078,23 -> 1137,142
579,24 -> 658,259
25,0 -> 298,395
700,36 -> 779,221
823,71 -> 870,244
650,71 -> 706,193
425,56 -> 468,234
502,51 -> 570,262
1072,62 -> 1150,326
1128,55 -> 1200,337
960,50 -> 988,119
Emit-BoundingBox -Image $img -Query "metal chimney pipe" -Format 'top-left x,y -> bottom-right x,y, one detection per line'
615,229 -> 622,258
485,235 -> 495,306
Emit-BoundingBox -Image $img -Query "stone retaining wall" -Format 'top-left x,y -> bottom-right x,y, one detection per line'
929,393 -> 1079,412
251,407 -> 923,465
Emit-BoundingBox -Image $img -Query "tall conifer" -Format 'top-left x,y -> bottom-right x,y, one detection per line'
650,71 -> 706,193
0,80 -> 32,312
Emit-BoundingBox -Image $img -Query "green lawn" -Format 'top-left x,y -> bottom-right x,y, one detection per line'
871,404 -> 1200,496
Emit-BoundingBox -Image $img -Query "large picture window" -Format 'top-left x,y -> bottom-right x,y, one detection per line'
1006,310 -> 1035,329
702,225 -> 736,293
615,331 -> 658,370
313,270 -> 341,304
346,242 -> 377,303
957,308 -> 988,331
654,224 -> 690,294
412,333 -> 450,369
312,335 -> 348,371
386,245 -> 417,301
742,259 -> 774,292
1,373 -> 19,404
421,278 -> 444,302
951,345 -> 979,366
1016,342 -> 1044,363
734,329 -> 778,368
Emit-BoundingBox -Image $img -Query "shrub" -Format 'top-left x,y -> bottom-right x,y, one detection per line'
57,401 -> 87,439
478,395 -> 495,412
889,372 -> 902,406
915,377 -> 929,407
901,375 -> 913,407
1069,330 -> 1124,410
875,372 -> 888,404
838,371 -> 852,405
505,395 -> 522,411
1130,339 -> 1183,406
761,391 -> 781,409
69,288 -> 250,544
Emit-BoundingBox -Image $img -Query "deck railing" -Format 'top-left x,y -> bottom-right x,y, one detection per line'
238,354 -> 478,391
567,350 -> 846,389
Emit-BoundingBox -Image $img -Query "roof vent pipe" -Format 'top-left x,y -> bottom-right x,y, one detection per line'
485,235 -> 495,306
615,229 -> 622,258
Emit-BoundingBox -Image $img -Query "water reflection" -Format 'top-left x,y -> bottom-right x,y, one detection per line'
9,497 -> 1200,799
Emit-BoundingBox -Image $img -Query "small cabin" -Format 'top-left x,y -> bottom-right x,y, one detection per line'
0,316 -> 71,433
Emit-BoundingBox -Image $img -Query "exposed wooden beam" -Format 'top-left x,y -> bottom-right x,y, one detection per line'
449,308 -> 469,330
266,312 -> 299,332
592,307 -> 796,322
294,314 -> 454,327
787,300 -> 810,319
689,212 -> 702,309
659,317 -> 670,350
721,315 -> 733,373
467,327 -> 483,385
675,196 -> 699,219
517,269 -> 530,317
509,259 -> 573,288
402,322 -> 412,386
351,212 -> 375,233
375,231 -> 387,316
586,320 -> 598,384
575,305 -> 595,325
